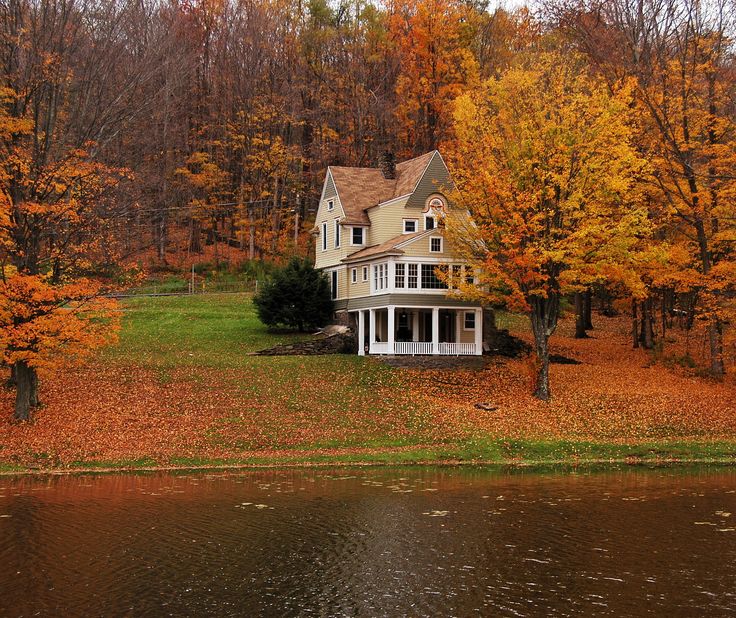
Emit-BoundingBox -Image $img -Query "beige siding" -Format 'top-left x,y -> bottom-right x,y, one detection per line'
314,186 -> 353,270
400,232 -> 461,260
365,196 -> 410,245
346,266 -> 370,298
325,264 -> 351,301
459,315 -> 476,343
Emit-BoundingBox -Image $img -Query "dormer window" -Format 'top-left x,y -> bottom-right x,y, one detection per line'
425,215 -> 435,230
403,219 -> 418,234
327,200 -> 334,211
351,227 -> 364,245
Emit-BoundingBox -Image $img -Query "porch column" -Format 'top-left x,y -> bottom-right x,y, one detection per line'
412,311 -> 419,342
369,308 -> 376,354
432,307 -> 439,355
387,305 -> 395,354
474,308 -> 483,355
357,310 -> 365,356
455,310 -> 462,343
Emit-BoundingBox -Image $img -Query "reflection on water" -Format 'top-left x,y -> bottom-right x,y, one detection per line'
1,466 -> 735,616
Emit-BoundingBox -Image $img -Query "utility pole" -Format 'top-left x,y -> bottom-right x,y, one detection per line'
294,192 -> 300,244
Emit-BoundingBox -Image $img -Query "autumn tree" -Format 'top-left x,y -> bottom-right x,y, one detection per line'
389,0 -> 479,154
447,47 -> 648,400
549,0 -> 736,374
0,0 -> 167,419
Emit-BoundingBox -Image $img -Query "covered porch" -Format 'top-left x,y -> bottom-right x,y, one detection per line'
353,306 -> 483,356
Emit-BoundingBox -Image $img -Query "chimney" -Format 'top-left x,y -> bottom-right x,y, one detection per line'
379,151 -> 396,179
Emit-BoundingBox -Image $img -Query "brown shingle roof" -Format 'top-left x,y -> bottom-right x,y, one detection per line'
341,231 -> 427,263
329,151 -> 436,225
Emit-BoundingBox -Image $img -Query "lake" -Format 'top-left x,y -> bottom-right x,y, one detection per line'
1,466 -> 735,616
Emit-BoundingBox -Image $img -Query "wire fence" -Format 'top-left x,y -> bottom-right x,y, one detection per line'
112,279 -> 261,298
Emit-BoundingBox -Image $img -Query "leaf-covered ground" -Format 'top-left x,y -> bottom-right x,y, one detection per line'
0,294 -> 734,469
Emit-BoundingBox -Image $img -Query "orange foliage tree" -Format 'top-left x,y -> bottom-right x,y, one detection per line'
0,1 -> 165,420
389,0 -> 479,154
446,47 -> 649,400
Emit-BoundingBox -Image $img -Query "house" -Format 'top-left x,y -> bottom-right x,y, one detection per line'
313,150 -> 484,356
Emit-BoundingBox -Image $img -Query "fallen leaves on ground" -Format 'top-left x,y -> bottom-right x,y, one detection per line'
0,314 -> 733,466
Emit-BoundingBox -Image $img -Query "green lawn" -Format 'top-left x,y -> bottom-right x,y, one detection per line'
106,293 -> 313,368
2,292 -> 734,473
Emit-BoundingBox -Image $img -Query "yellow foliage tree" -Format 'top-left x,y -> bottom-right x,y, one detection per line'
446,48 -> 649,399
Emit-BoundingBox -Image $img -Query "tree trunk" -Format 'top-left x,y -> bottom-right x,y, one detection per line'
13,361 -> 38,421
632,299 -> 639,348
583,290 -> 593,330
532,330 -> 551,401
529,293 -> 559,401
574,292 -> 588,339
708,320 -> 725,376
639,299 -> 655,350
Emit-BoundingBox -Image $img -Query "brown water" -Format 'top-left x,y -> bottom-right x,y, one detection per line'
1,466 -> 735,617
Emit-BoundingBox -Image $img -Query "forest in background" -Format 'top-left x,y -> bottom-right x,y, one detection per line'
0,0 -> 734,418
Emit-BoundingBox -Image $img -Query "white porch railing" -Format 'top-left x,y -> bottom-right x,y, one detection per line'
438,342 -> 477,356
394,341 -> 434,355
369,342 -> 477,355
370,342 -> 389,355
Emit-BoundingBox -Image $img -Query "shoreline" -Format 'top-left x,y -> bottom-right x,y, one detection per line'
2,439 -> 736,476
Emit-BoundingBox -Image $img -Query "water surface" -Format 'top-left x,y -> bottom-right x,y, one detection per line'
1,466 -> 735,616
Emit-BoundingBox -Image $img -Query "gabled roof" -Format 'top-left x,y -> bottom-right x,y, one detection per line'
341,230 -> 432,263
328,151 -> 436,225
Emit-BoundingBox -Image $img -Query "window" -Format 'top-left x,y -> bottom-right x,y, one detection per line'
421,264 -> 447,289
362,266 -> 368,282
331,271 -> 338,299
403,219 -> 417,234
395,263 -> 405,288
464,311 -> 476,330
351,268 -> 357,284
321,222 -> 327,251
334,219 -> 341,248
407,263 -> 418,289
373,263 -> 388,291
425,215 -> 435,230
465,266 -> 474,286
429,197 -> 444,210
327,200 -> 334,211
451,265 -> 461,288
430,237 -> 443,253
351,227 -> 364,245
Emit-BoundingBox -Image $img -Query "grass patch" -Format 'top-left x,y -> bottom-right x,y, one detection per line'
105,293 -> 312,368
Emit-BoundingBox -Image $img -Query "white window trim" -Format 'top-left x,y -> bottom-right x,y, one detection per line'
327,199 -> 334,211
334,218 -> 341,248
429,236 -> 443,253
321,222 -> 327,252
351,268 -> 357,283
403,219 -> 418,234
463,311 -> 476,331
362,266 -> 368,282
424,215 -> 436,231
350,226 -> 365,246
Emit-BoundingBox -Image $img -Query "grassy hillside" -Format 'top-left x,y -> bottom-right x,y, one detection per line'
0,293 -> 734,472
